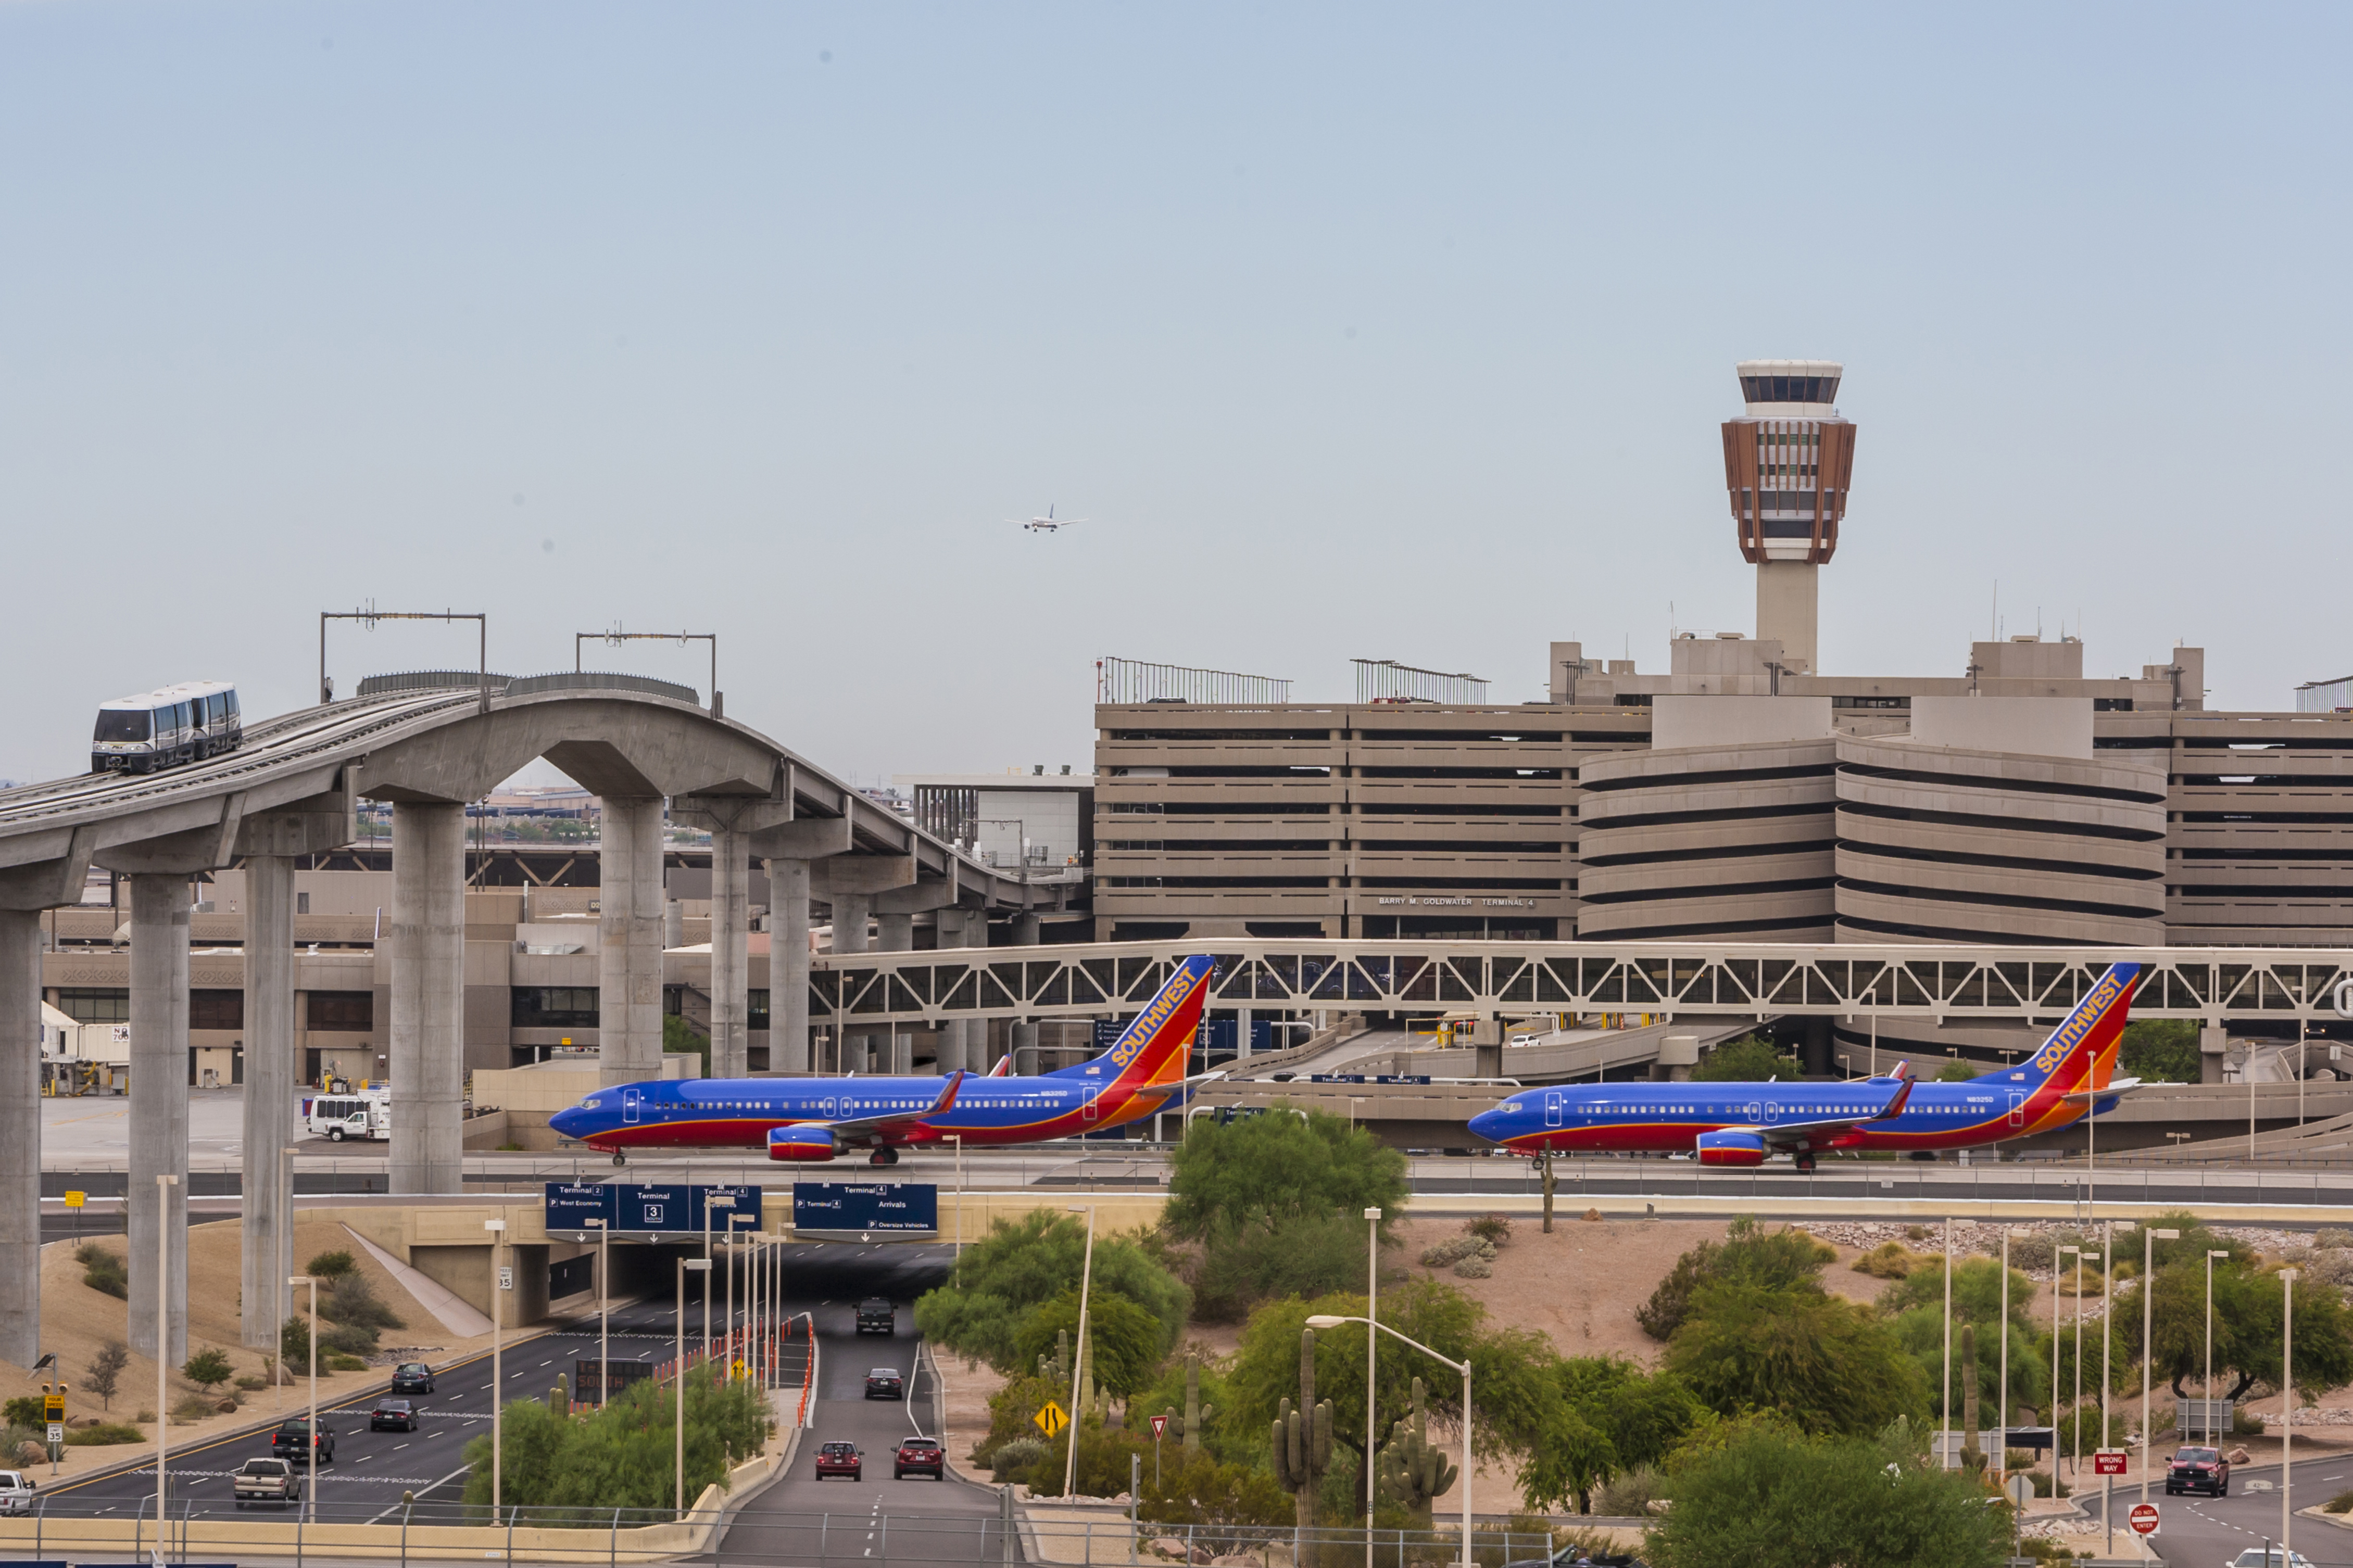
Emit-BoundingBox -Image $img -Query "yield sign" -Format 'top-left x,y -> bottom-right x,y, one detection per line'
1150,1414 -> 1170,1439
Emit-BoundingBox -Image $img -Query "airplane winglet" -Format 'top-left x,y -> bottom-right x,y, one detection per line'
2060,1076 -> 2145,1104
1878,1065 -> 1916,1121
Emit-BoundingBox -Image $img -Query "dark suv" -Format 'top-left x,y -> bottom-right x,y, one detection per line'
2166,1444 -> 2228,1497
856,1298 -> 896,1335
271,1417 -> 335,1467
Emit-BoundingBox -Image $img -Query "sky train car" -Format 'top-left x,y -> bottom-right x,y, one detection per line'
90,681 -> 242,774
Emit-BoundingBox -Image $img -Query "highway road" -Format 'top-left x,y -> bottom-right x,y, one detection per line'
2136,1454 -> 2353,1568
31,1242 -> 961,1528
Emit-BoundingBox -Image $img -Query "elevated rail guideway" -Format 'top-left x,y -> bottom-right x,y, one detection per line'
0,680 -> 1059,1371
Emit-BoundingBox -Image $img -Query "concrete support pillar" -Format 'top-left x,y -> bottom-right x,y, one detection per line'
598,798 -> 665,1086
832,891 -> 872,1071
388,803 -> 466,1195
1010,1021 -> 1039,1076
0,911 -> 41,1367
877,912 -> 913,953
128,874 -> 191,1366
938,1018 -> 966,1076
1798,1017 -> 1833,1077
664,900 -> 685,951
240,856 -> 297,1350
1236,1006 -> 1253,1063
1014,913 -> 1041,946
2201,1025 -> 2230,1085
769,859 -> 811,1074
709,827 -> 750,1079
1658,1033 -> 1700,1083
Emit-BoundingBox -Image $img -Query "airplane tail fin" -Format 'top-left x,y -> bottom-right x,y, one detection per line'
1061,955 -> 1216,1091
1974,963 -> 2144,1093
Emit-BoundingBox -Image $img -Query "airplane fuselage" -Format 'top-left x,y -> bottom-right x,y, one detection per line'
552,1069 -> 1179,1152
1471,1077 -> 2117,1158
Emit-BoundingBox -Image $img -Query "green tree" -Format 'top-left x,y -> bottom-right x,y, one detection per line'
181,1348 -> 233,1395
1692,1036 -> 1798,1082
2121,1020 -> 2202,1084
1879,1257 -> 2049,1419
1663,1283 -> 1928,1437
1165,1106 -> 1406,1243
304,1249 -> 357,1279
1646,1417 -> 2010,1568
87,1342 -> 129,1412
913,1211 -> 1190,1372
1013,1289 -> 1168,1401
2118,1258 -> 2353,1401
1190,1208 -> 1381,1323
1141,1445 -> 1294,1532
1934,1061 -> 1977,1083
663,1013 -> 710,1076
280,1314 -> 312,1371
1638,1217 -> 1836,1341
460,1366 -> 771,1512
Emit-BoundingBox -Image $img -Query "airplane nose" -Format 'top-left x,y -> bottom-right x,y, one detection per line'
549,1105 -> 583,1139
1467,1108 -> 1501,1142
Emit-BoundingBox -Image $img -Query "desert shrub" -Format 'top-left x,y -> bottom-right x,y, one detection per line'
77,1242 -> 128,1299
328,1354 -> 369,1372
2316,1228 -> 2353,1250
171,1396 -> 216,1424
233,1375 -> 267,1392
1593,1464 -> 1664,1517
1465,1214 -> 1513,1247
321,1272 -> 405,1334
1,1398 -> 39,1430
1420,1235 -> 1492,1269
182,1348 -> 233,1392
990,1436 -> 1047,1482
306,1249 -> 358,1279
66,1423 -> 144,1446
1637,1217 -> 1834,1341
1852,1241 -> 1926,1279
1189,1209 -> 1379,1322
321,1318 -> 386,1357
1905,1224 -> 1929,1242
1454,1256 -> 1492,1279
2300,1250 -> 2353,1288
2324,1489 -> 2353,1514
280,1316 -> 311,1369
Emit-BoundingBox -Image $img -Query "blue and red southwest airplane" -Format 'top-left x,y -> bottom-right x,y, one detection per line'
549,954 -> 1219,1166
1467,961 -> 2145,1171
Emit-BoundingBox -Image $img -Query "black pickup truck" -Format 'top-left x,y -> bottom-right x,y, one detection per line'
855,1298 -> 896,1335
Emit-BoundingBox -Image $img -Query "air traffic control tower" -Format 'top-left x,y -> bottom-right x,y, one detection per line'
1721,360 -> 1855,673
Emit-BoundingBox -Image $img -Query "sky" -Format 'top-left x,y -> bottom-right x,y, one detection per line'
4,3 -> 2350,788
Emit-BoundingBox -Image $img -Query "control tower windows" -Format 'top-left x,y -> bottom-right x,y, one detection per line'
1740,373 -> 1840,404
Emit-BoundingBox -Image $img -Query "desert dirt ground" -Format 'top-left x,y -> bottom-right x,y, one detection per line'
0,1217 -> 497,1477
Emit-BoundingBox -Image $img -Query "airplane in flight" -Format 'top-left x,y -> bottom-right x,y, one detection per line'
1466,961 -> 2145,1171
549,955 -> 1219,1165
1012,505 -> 1086,534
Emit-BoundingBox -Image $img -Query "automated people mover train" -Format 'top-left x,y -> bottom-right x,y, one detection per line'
90,681 -> 243,774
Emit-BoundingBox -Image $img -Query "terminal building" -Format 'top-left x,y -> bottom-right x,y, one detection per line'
1094,361 -> 2353,955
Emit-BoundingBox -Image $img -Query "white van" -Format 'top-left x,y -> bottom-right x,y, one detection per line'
305,1093 -> 389,1142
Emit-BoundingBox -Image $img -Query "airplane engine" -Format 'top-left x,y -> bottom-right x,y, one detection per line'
767,1126 -> 840,1162
1694,1129 -> 1768,1168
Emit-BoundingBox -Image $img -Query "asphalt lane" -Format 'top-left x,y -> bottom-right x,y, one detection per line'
40,1291 -> 740,1522
710,1245 -> 1012,1568
2150,1456 -> 2353,1567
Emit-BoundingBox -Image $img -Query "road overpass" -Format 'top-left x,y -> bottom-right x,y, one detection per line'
0,677 -> 1058,1371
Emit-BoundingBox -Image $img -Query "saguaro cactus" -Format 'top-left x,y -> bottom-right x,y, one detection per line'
1162,1353 -> 1218,1452
548,1373 -> 571,1418
1374,1376 -> 1457,1526
1270,1328 -> 1334,1530
1960,1324 -> 1985,1474
1038,1327 -> 1071,1384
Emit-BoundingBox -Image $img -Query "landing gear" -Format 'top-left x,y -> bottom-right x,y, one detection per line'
1794,1153 -> 1817,1174
867,1147 -> 901,1167
610,1149 -> 628,1167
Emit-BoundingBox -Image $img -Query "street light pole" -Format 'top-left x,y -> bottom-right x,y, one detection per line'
678,1257 -> 710,1514
1064,1204 -> 1097,1501
485,1218 -> 506,1507
2283,1268 -> 2298,1558
278,1145 -> 299,1413
154,1172 -> 175,1568
2142,1227 -> 2180,1516
1365,1205 -> 1382,1568
2057,1245 -> 2078,1480
1942,1217 -> 1954,1469
586,1219 -> 609,1407
287,1272 -> 318,1526
2207,1249 -> 2230,1439
1305,1314 -> 1473,1568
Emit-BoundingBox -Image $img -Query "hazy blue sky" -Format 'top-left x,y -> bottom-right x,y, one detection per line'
4,3 -> 2348,787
